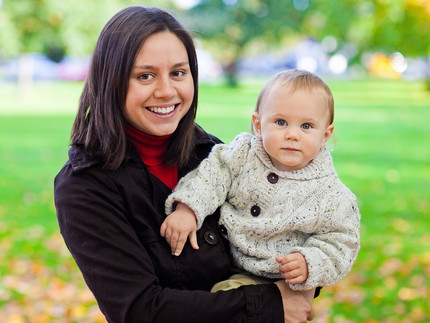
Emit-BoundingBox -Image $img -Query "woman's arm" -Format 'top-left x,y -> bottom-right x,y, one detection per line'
275,281 -> 314,322
55,162 -> 289,323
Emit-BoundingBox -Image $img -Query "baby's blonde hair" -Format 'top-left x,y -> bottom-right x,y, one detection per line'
252,69 -> 334,133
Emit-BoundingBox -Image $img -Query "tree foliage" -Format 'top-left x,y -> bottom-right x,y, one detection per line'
181,0 -> 308,84
1,0 -> 429,82
304,0 -> 430,57
181,0 -> 430,83
0,0 -> 177,60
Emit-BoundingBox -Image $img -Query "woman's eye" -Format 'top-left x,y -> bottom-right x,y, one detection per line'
275,120 -> 286,126
171,70 -> 186,78
137,73 -> 153,81
301,123 -> 312,130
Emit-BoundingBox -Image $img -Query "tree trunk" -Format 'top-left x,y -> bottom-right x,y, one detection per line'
223,60 -> 238,87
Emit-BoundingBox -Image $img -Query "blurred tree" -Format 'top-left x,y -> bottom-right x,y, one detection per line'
183,0 -> 430,86
181,0 -> 307,85
2,0 -> 428,86
299,0 -> 364,58
0,0 -> 177,92
370,0 -> 430,88
303,0 -> 430,87
0,0 -> 178,59
3,0 -> 67,61
0,10 -> 20,59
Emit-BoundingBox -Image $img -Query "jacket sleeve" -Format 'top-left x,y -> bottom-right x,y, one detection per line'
54,163 -> 283,323
289,190 -> 361,291
166,134 -> 248,229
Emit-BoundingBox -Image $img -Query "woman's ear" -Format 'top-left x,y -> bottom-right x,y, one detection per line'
324,124 -> 335,143
252,112 -> 262,137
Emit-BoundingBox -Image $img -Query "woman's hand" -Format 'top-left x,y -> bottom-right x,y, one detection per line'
274,280 -> 314,323
161,202 -> 199,256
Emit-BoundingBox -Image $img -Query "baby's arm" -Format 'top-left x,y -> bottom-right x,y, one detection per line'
160,203 -> 199,256
286,191 -> 361,290
163,135 -> 251,255
276,253 -> 308,285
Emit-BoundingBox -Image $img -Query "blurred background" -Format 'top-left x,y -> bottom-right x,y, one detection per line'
1,0 -> 430,86
0,0 -> 429,322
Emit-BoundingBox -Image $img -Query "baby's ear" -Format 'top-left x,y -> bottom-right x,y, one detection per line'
252,112 -> 262,136
324,124 -> 334,143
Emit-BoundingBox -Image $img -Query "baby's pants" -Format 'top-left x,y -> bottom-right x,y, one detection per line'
211,272 -> 273,292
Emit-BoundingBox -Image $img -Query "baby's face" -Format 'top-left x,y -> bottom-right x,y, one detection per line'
252,86 -> 334,172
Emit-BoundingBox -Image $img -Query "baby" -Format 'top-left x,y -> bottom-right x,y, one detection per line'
161,69 -> 360,293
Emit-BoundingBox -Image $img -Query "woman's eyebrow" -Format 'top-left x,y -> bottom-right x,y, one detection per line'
173,62 -> 190,68
133,62 -> 189,69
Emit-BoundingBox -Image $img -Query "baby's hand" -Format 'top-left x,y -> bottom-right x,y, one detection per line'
160,203 -> 199,256
276,252 -> 308,285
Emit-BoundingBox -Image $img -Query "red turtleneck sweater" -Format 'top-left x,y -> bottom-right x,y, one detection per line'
126,124 -> 178,190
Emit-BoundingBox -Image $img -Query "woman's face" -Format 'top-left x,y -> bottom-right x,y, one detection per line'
125,31 -> 194,136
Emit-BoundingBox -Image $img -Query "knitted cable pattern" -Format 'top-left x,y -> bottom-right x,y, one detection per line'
166,132 -> 360,290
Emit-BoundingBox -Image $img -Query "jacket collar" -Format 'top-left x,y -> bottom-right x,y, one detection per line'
68,125 -> 220,173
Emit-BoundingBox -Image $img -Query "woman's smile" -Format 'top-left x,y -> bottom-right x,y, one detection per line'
146,104 -> 179,116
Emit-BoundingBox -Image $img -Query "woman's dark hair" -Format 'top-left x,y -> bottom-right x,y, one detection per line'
71,6 -> 199,169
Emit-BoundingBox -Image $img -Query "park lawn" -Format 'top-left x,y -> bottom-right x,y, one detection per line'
0,78 -> 429,321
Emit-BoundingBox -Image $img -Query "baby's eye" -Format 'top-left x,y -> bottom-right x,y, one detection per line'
301,123 -> 312,130
275,119 -> 286,126
137,73 -> 154,81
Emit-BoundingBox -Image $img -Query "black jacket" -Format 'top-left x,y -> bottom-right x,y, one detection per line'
54,127 -> 284,323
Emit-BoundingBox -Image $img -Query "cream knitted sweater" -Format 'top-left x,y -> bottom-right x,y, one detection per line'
166,132 -> 360,290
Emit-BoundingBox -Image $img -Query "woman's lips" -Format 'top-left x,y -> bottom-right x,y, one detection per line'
146,104 -> 177,115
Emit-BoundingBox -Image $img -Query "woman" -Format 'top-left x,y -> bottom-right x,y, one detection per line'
54,6 -> 314,322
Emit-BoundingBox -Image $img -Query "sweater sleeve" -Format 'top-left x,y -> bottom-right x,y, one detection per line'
166,134 -> 249,229
289,189 -> 361,291
54,162 -> 284,323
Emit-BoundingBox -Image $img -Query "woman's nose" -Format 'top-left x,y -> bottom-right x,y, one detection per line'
154,77 -> 175,99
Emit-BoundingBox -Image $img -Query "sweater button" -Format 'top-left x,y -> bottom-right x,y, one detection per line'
204,231 -> 218,245
219,224 -> 228,236
250,205 -> 261,217
267,173 -> 278,184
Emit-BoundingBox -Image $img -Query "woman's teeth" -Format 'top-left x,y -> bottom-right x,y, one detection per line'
147,105 -> 176,114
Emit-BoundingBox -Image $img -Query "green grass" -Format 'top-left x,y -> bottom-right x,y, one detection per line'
0,78 -> 429,321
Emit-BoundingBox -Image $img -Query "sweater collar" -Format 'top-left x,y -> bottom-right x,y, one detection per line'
251,136 -> 336,180
125,123 -> 170,167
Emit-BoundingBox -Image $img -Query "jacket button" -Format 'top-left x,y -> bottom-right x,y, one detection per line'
250,205 -> 261,217
204,231 -> 218,245
219,224 -> 228,236
267,173 -> 278,184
